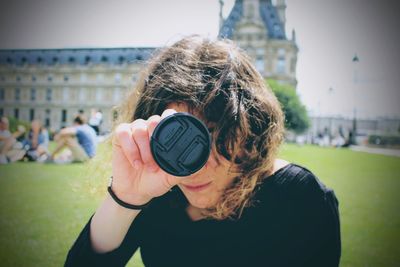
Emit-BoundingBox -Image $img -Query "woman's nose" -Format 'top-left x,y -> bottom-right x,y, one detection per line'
205,153 -> 218,169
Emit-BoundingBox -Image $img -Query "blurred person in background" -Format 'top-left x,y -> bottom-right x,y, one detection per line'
0,117 -> 13,163
89,108 -> 103,135
0,117 -> 27,163
21,120 -> 49,162
45,114 -> 97,163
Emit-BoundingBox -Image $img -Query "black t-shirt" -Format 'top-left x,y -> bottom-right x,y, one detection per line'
65,164 -> 341,267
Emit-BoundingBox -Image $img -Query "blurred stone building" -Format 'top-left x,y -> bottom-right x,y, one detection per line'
0,0 -> 295,132
219,0 -> 297,87
0,48 -> 154,131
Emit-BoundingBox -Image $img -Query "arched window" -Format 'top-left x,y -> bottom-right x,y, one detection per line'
276,48 -> 286,74
255,48 -> 265,73
61,109 -> 67,124
45,109 -> 51,127
256,56 -> 265,73
46,88 -> 52,101
29,109 -> 35,121
0,88 -> 5,101
15,88 -> 21,101
30,88 -> 36,101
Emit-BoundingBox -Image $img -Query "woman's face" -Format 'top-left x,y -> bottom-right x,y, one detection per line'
166,103 -> 237,209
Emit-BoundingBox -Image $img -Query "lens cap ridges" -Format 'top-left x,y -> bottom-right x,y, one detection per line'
150,113 -> 211,177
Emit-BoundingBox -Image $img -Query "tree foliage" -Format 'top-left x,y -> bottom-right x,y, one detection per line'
7,117 -> 31,133
267,79 -> 310,134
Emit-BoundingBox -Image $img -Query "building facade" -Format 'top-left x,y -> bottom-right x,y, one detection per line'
219,0 -> 298,87
0,0 -> 296,132
0,48 -> 154,131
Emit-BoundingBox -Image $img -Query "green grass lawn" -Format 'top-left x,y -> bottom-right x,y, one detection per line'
0,144 -> 399,267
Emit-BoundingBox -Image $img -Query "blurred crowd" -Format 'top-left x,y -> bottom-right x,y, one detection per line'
0,110 -> 100,164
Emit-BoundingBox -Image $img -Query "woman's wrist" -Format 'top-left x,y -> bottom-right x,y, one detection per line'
110,188 -> 153,208
104,194 -> 143,216
108,176 -> 153,207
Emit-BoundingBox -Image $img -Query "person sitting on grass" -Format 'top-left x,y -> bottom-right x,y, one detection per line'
65,36 -> 341,267
47,115 -> 97,163
0,117 -> 13,164
0,117 -> 27,164
88,108 -> 103,136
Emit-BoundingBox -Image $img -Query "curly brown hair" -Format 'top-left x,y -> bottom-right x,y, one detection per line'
114,36 -> 285,220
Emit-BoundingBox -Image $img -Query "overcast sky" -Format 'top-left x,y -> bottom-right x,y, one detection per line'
1,0 -> 399,119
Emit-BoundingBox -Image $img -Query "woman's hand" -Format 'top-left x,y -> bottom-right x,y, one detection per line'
111,109 -> 181,205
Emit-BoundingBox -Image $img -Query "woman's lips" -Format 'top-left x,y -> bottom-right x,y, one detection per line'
182,181 -> 212,192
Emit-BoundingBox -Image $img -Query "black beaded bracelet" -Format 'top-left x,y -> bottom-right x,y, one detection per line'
107,176 -> 152,210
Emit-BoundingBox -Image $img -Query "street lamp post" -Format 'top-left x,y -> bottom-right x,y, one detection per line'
328,87 -> 334,138
351,54 -> 359,145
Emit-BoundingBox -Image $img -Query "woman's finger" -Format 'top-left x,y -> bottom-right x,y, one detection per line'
114,123 -> 141,168
131,119 -> 158,170
160,108 -> 177,119
147,115 -> 161,138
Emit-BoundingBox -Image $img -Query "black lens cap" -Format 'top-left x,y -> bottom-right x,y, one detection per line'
150,112 -> 211,177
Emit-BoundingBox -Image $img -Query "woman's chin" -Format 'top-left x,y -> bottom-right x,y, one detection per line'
187,196 -> 214,209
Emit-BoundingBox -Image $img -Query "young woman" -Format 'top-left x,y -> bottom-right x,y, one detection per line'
65,36 -> 341,267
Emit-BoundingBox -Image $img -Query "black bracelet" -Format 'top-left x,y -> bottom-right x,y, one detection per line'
107,176 -> 152,210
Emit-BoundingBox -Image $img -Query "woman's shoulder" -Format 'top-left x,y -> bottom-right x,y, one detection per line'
270,162 -> 326,187
259,162 -> 338,204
